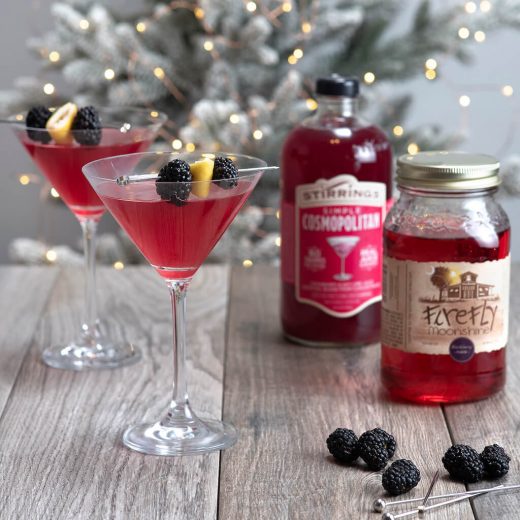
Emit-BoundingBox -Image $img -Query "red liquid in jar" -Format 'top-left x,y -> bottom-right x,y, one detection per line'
382,228 -> 510,403
281,122 -> 392,345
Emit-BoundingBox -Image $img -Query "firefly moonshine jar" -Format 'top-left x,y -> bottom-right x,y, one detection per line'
381,152 -> 510,404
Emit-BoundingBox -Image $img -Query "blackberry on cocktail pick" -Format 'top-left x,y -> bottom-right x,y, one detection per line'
213,156 -> 238,189
326,428 -> 359,463
26,106 -> 52,143
156,159 -> 192,206
72,106 -> 102,145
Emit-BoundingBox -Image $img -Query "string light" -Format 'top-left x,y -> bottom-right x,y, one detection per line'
48,51 -> 60,63
104,68 -> 115,80
275,236 -> 281,247
172,139 -> 183,150
229,113 -> 240,124
287,55 -> 298,65
19,175 -> 30,186
458,27 -> 470,39
79,19 -> 90,30
301,22 -> 312,33
194,7 -> 205,19
46,250 -> 57,263
113,261 -> 125,270
407,143 -> 420,155
242,259 -> 253,268
306,98 -> 318,111
282,2 -> 292,12
425,58 -> 437,70
153,67 -> 165,79
15,114 -> 24,121
150,111 -> 159,117
136,22 -> 146,32
480,0 -> 492,12
474,30 -> 486,42
459,94 -> 471,107
203,40 -> 214,51
43,83 -> 55,95
502,85 -> 514,97
253,129 -> 263,140
50,188 -> 60,198
465,1 -> 477,13
363,72 -> 376,84
186,142 -> 196,152
293,48 -> 304,59
276,210 -> 280,219
246,2 -> 257,12
425,69 -> 437,80
392,125 -> 404,137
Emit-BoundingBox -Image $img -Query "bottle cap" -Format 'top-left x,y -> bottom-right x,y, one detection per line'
397,151 -> 500,191
315,75 -> 359,97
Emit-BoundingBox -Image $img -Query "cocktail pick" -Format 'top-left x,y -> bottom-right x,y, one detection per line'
421,470 -> 439,507
116,166 -> 279,186
380,484 -> 507,520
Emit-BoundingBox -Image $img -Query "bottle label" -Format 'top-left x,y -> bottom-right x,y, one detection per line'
382,256 -> 510,359
295,174 -> 386,317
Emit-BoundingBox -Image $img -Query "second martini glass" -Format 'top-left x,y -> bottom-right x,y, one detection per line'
84,152 -> 266,455
10,107 -> 166,370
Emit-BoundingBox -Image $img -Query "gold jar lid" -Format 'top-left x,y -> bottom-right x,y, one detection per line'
397,151 -> 500,191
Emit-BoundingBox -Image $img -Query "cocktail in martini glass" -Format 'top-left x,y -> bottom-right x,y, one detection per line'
10,105 -> 166,370
326,235 -> 360,281
84,151 -> 268,455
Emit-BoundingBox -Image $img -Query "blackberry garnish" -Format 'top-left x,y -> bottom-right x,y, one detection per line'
442,444 -> 484,483
213,157 -> 238,189
72,106 -> 102,145
26,106 -> 52,143
156,159 -> 192,206
326,428 -> 359,463
480,444 -> 510,479
382,459 -> 421,495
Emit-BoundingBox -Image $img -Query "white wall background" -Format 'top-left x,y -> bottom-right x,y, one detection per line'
1,0 -> 519,262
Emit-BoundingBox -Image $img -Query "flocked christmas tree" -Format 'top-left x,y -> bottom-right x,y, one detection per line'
3,0 -> 520,266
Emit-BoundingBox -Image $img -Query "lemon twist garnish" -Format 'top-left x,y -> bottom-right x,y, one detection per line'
45,102 -> 78,144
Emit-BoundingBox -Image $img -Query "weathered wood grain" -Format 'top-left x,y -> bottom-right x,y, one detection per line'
444,264 -> 520,519
219,266 -> 474,520
0,266 -> 57,415
0,265 -> 229,520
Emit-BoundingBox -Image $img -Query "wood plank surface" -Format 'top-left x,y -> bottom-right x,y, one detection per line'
444,264 -> 520,519
219,266 -> 474,520
0,266 -> 57,415
0,265 -> 229,520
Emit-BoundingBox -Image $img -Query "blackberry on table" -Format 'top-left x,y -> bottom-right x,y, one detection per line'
213,157 -> 238,189
156,159 -> 192,206
326,428 -> 359,463
26,106 -> 52,143
442,444 -> 484,483
358,428 -> 396,470
480,444 -> 510,479
72,106 -> 102,145
382,459 -> 421,495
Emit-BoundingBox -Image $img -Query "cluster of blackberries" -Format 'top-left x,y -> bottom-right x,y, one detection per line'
442,443 -> 510,483
326,427 -> 421,496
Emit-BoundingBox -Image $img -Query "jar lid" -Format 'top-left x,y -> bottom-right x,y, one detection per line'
315,75 -> 359,97
397,151 -> 500,191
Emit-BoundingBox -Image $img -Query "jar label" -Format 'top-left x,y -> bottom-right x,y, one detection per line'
295,175 -> 386,317
382,256 -> 510,357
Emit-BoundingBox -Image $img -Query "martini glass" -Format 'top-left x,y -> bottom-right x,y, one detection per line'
84,151 -> 267,455
9,108 -> 166,370
326,235 -> 359,281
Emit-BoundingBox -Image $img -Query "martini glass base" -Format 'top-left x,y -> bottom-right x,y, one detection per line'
123,414 -> 237,456
42,337 -> 141,371
333,273 -> 352,281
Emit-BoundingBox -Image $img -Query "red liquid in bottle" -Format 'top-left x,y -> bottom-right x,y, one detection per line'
382,229 -> 509,403
281,76 -> 392,346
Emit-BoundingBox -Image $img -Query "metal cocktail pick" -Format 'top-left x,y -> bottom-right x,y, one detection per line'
379,484 -> 514,519
116,166 -> 279,186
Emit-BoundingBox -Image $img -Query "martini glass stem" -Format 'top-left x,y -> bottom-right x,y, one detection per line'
340,255 -> 346,277
80,219 -> 100,340
165,279 -> 191,424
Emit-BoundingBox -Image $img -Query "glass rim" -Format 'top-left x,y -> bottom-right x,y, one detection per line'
9,106 -> 168,131
82,151 -> 269,183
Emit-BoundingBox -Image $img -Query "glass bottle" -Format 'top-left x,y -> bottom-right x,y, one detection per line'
382,151 -> 510,403
281,75 -> 392,346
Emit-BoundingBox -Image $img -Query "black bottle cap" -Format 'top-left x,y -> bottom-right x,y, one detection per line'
315,74 -> 359,97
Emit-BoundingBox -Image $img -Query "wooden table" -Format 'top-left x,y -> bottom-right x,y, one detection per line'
0,265 -> 518,519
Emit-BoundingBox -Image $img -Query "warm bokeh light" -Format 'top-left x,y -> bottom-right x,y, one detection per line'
253,129 -> 263,140
246,1 -> 257,12
186,142 -> 196,152
425,58 -> 437,70
407,143 -> 420,155
465,1 -> 477,13
153,67 -> 165,79
203,40 -> 214,51
293,48 -> 304,59
392,125 -> 404,137
474,30 -> 486,42
104,68 -> 115,80
459,95 -> 471,107
425,69 -> 437,80
242,259 -> 253,268
19,175 -> 30,186
46,250 -> 57,262
229,113 -> 240,124
50,188 -> 60,198
172,139 -> 183,150
79,19 -> 90,30
363,72 -> 376,84
43,83 -> 55,95
136,22 -> 146,32
502,85 -> 514,97
458,27 -> 470,39
113,261 -> 125,270
49,51 -> 60,63
306,98 -> 318,111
